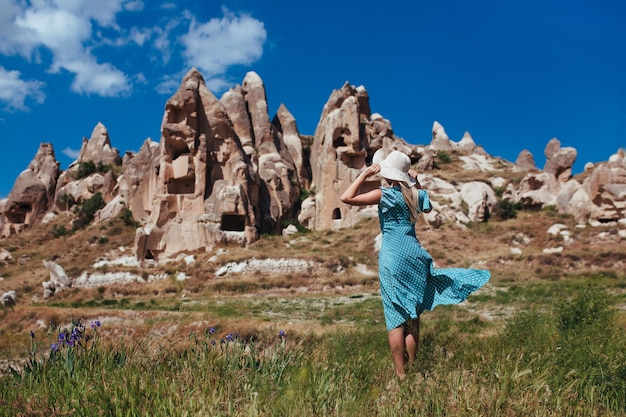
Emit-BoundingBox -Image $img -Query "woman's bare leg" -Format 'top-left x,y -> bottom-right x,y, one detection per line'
387,326 -> 406,378
404,316 -> 420,365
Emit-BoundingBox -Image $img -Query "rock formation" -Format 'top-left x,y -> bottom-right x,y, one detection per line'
131,69 -> 305,262
543,138 -> 577,182
0,68 -> 624,265
582,149 -> 626,223
77,122 -> 122,166
430,121 -> 455,151
302,82 -> 417,230
0,143 -> 59,237
513,149 -> 536,172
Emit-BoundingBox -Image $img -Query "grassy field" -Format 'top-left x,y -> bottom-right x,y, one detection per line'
1,190 -> 625,415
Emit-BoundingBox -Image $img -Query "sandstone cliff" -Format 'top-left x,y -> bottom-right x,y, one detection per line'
0,69 -> 624,264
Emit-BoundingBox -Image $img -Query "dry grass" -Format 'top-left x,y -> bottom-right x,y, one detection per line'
1,160 -> 625,364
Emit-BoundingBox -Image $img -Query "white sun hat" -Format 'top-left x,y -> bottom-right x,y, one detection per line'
376,150 -> 416,187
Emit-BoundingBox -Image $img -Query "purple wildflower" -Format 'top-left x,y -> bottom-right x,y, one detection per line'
225,333 -> 234,341
91,320 -> 101,329
279,330 -> 286,338
211,340 -> 216,346
30,330 -> 35,339
209,327 -> 215,334
51,344 -> 59,352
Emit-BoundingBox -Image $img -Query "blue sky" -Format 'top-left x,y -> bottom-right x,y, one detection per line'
1,0 -> 625,198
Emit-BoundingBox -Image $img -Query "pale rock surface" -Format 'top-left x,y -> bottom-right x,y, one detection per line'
543,246 -> 564,254
118,139 -> 160,220
459,182 -> 497,222
490,177 -> 507,189
73,271 -> 168,287
77,122 -> 122,166
430,121 -> 455,151
459,153 -> 498,172
421,176 -> 462,208
582,149 -> 626,223
457,131 -> 477,152
0,248 -> 13,264
414,146 -> 435,171
547,223 -> 568,238
53,122 -> 122,212
543,138 -> 577,182
220,86 -> 255,150
273,104 -> 310,188
282,224 -> 299,237
242,71 -> 273,146
42,260 -> 72,298
556,180 -> 591,224
1,290 -> 17,308
215,258 -> 316,277
517,172 -> 560,209
1,143 -> 60,237
134,68 -> 261,262
96,195 -> 126,223
513,149 -> 536,172
307,81 -> 416,230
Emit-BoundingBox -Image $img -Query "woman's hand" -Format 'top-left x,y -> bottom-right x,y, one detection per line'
340,163 -> 383,206
362,163 -> 381,178
408,169 -> 423,189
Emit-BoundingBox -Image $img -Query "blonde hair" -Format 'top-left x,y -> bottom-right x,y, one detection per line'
400,182 -> 420,224
381,178 -> 420,223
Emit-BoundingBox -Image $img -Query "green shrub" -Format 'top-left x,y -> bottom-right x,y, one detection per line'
120,208 -> 139,227
75,161 -> 97,179
72,192 -> 104,231
58,193 -> 76,211
51,224 -> 70,238
492,199 -> 522,220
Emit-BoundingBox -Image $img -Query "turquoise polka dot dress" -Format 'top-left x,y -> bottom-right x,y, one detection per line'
378,186 -> 490,331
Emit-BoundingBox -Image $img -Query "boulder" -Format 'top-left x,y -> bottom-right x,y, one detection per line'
583,149 -> 626,223
517,172 -> 561,209
513,149 -> 536,172
42,260 -> 72,298
543,138 -> 577,182
460,181 -> 497,222
0,290 -> 17,308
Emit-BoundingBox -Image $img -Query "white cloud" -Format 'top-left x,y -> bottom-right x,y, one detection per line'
0,2 -> 268,100
180,9 -> 266,78
0,66 -> 45,110
67,60 -> 130,96
62,147 -> 81,159
128,26 -> 152,46
205,77 -> 231,93
124,1 -> 144,12
1,0 -> 132,98
155,76 -> 181,95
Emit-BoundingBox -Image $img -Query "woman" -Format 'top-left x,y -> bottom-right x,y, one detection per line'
340,150 -> 490,378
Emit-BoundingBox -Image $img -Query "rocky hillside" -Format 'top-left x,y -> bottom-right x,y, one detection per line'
0,67 -> 625,313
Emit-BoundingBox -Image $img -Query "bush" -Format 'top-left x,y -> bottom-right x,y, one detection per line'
58,193 -> 76,211
492,199 -> 522,220
72,192 -> 104,231
75,161 -> 96,179
75,161 -> 112,180
51,224 -> 70,238
120,208 -> 139,227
